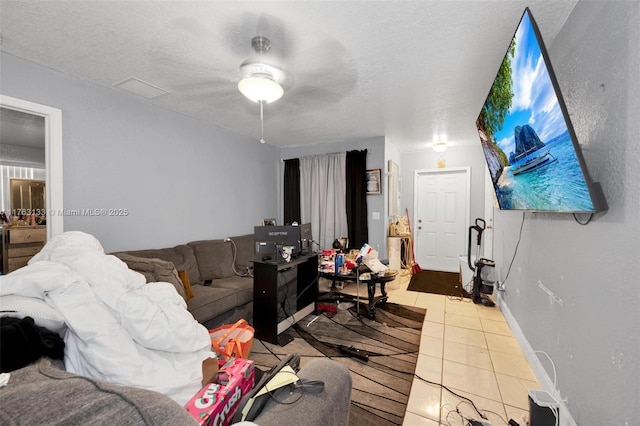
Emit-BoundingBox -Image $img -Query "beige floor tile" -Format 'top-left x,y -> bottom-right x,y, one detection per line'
425,307 -> 445,324
444,325 -> 487,349
401,285 -> 539,425
496,373 -> 539,410
415,354 -> 443,384
440,387 -> 507,426
443,340 -> 493,371
416,292 -> 447,310
422,321 -> 445,339
477,305 -> 506,322
490,350 -> 538,382
442,359 -> 502,402
388,291 -> 419,307
405,377 -> 443,422
444,298 -> 479,318
505,404 -> 530,426
485,333 -> 524,356
414,296 -> 435,310
402,410 -> 440,425
445,312 -> 484,331
481,317 -> 513,336
419,335 -> 444,359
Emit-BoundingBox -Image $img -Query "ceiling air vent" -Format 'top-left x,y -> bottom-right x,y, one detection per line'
112,77 -> 170,99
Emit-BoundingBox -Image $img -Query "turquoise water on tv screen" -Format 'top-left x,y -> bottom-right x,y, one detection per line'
495,131 -> 595,211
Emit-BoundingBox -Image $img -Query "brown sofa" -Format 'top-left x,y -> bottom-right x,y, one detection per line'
112,234 -> 255,329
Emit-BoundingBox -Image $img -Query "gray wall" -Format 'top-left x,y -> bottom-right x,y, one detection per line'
493,2 -> 639,425
401,143 -> 488,226
280,136 -> 387,253
1,52 -> 280,252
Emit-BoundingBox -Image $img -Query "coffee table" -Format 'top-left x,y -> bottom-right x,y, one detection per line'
319,268 -> 398,318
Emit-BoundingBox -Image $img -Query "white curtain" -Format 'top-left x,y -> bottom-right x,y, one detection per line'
300,152 -> 348,250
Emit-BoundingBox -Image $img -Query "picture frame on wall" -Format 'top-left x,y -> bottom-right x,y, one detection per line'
262,218 -> 276,226
366,169 -> 382,195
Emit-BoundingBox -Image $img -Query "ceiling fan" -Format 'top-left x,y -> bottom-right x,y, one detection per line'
144,13 -> 358,143
237,36 -> 289,143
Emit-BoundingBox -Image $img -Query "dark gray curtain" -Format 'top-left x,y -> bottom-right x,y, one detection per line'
346,150 -> 368,249
283,158 -> 300,225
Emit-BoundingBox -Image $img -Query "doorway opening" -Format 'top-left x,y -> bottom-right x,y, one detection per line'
0,95 -> 63,239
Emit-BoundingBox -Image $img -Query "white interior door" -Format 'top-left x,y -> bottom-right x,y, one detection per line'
414,168 -> 470,272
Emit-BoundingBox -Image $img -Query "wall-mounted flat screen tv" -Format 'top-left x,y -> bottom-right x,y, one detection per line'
476,8 -> 607,213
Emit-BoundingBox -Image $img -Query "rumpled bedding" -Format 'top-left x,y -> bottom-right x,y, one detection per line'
0,231 -> 214,405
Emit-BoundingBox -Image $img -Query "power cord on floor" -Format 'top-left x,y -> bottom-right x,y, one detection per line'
414,373 -> 512,426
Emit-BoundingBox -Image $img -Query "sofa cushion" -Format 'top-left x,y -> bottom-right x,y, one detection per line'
188,239 -> 235,280
229,234 -> 256,269
113,245 -> 201,285
213,277 -> 254,306
186,285 -> 237,325
113,253 -> 186,299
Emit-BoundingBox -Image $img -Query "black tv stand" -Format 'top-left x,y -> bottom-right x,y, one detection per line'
252,254 -> 319,346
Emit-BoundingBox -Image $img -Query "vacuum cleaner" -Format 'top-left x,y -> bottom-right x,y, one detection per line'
467,218 -> 496,307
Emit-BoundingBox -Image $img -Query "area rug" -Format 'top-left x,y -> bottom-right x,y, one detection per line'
406,269 -> 470,298
250,303 -> 426,425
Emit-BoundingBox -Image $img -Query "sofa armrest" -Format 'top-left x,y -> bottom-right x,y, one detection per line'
112,252 -> 186,300
252,358 -> 352,426
0,358 -> 198,426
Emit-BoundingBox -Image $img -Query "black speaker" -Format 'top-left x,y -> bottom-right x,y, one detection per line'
528,390 -> 559,426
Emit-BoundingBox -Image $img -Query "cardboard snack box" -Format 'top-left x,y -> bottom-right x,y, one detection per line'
184,357 -> 255,426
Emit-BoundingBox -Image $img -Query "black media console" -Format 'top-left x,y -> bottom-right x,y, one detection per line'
252,253 -> 319,346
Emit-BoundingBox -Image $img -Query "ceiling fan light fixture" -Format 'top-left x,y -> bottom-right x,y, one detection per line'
238,76 -> 284,103
432,141 -> 448,152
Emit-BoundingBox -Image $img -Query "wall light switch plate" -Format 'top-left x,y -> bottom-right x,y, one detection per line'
372,212 -> 380,220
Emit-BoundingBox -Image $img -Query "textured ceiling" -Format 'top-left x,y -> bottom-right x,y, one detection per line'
0,1 -> 577,152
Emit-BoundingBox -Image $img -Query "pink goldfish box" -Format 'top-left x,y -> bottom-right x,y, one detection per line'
184,357 -> 255,425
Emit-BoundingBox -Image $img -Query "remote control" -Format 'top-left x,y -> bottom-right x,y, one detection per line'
339,345 -> 369,362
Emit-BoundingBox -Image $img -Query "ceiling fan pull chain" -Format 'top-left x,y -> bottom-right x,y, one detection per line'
260,100 -> 266,144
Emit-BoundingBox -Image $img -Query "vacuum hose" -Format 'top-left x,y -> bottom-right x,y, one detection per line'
467,218 -> 486,271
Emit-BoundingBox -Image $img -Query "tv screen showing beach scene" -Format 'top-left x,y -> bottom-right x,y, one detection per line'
476,8 -> 600,213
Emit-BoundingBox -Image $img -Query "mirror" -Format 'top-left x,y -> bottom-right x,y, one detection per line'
10,178 -> 46,223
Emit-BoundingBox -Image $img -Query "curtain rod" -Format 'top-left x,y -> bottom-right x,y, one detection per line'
281,150 -> 369,162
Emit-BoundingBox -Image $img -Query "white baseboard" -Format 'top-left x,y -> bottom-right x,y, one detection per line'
496,293 -> 577,426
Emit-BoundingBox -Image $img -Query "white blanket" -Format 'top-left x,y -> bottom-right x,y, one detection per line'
0,231 -> 214,405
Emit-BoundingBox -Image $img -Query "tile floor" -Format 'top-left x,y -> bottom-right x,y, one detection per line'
335,271 -> 538,426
